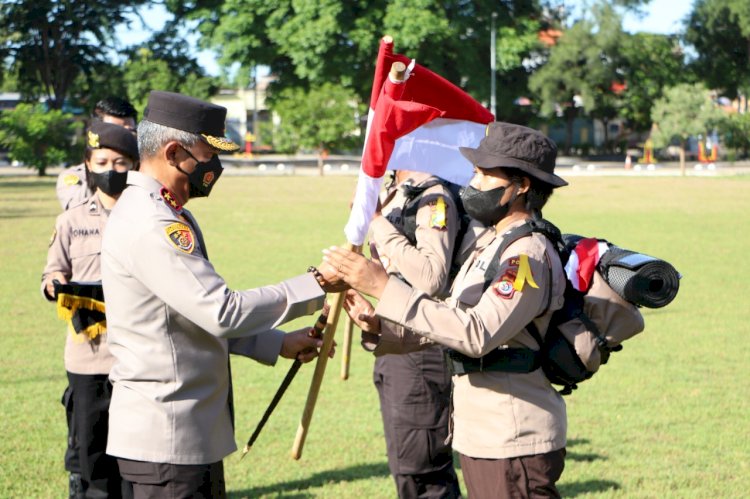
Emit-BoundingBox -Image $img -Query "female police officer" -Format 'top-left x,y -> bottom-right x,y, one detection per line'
323,122 -> 570,498
42,121 -> 138,498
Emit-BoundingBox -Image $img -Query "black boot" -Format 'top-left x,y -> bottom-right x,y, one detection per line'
69,473 -> 84,499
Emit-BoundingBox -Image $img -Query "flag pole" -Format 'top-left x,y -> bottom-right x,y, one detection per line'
338,60 -> 407,382
291,242 -> 361,460
291,60 -> 408,459
340,313 -> 354,380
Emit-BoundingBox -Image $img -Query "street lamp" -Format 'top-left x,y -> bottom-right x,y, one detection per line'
490,11 -> 497,118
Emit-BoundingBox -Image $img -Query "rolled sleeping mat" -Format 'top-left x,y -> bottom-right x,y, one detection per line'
596,247 -> 680,308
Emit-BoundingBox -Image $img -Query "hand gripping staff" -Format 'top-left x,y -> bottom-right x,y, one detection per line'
290,243 -> 360,460
240,307 -> 329,459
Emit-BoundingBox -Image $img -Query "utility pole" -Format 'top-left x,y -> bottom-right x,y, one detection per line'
490,12 -> 497,119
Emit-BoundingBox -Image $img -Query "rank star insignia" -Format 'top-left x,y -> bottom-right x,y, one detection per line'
160,187 -> 182,213
165,222 -> 194,254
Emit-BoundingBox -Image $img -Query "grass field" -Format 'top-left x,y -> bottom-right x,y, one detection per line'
1,172 -> 748,498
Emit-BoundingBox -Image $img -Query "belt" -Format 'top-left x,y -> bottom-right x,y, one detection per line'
446,347 -> 540,376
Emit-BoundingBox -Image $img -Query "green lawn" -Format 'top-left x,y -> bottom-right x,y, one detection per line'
1,172 -> 748,497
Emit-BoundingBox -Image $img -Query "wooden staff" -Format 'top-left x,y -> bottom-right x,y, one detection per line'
340,313 -> 354,380
291,242 -> 360,459
291,60 -> 407,459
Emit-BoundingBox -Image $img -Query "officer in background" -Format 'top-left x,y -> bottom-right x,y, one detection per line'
101,90 -> 342,498
42,121 -> 139,498
368,169 -> 462,498
57,97 -> 137,211
330,123 -> 570,498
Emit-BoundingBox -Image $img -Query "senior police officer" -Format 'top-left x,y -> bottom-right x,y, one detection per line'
101,90 -> 340,498
329,122 -> 570,498
368,169 -> 462,498
42,121 -> 139,498
57,97 -> 138,211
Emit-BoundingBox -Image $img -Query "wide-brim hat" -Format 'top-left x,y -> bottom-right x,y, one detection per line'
86,121 -> 139,160
460,122 -> 568,187
143,90 -> 240,152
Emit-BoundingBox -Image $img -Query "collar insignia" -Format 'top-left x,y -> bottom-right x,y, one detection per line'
160,187 -> 182,213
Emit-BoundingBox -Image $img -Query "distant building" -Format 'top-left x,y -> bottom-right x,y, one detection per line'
210,74 -> 275,152
0,92 -> 21,112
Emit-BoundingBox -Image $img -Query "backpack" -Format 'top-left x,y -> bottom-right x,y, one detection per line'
398,178 -> 471,282
448,217 -> 680,395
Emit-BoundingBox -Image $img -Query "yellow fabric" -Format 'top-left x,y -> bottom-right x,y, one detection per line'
513,254 -> 539,291
430,197 -> 447,229
56,293 -> 107,341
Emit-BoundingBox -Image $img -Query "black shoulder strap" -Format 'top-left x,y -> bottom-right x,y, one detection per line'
400,179 -> 446,245
482,218 -> 565,292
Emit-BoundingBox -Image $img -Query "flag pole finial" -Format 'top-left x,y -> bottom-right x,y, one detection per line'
390,62 -> 406,81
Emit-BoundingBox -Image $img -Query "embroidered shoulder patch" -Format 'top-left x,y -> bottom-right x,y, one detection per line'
63,174 -> 81,186
165,223 -> 195,254
492,269 -> 517,299
430,196 -> 447,229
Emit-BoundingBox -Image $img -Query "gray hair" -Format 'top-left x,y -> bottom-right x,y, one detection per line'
137,119 -> 201,159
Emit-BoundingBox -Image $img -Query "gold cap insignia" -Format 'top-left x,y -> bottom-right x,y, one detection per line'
201,133 -> 240,152
87,130 -> 100,148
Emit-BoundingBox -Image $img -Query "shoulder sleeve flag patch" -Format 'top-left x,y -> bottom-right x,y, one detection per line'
430,196 -> 447,229
165,222 -> 195,254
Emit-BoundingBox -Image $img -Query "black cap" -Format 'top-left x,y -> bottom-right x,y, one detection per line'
459,122 -> 567,187
143,90 -> 239,152
86,121 -> 139,160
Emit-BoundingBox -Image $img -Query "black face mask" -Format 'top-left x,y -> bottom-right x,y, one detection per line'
91,170 -> 128,196
178,147 -> 224,198
460,185 -> 516,227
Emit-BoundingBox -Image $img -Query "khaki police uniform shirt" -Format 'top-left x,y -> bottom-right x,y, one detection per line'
372,219 -> 568,459
101,171 -> 325,465
42,194 -> 115,375
369,172 -> 459,296
56,163 -> 93,211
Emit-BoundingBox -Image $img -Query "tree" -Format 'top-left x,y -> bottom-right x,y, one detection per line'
271,83 -> 360,173
618,33 -> 691,133
0,0 -> 149,109
529,8 -> 623,153
716,112 -> 750,159
0,103 -> 81,176
168,0 -> 546,121
685,0 -> 750,104
651,83 -> 725,175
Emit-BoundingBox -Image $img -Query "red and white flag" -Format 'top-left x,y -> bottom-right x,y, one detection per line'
564,238 -> 611,292
344,37 -> 495,246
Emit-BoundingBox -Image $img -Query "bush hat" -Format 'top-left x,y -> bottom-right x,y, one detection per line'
143,90 -> 239,152
459,122 -> 567,187
86,121 -> 139,160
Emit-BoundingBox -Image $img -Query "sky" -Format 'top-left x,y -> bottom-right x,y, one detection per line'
116,0 -> 696,77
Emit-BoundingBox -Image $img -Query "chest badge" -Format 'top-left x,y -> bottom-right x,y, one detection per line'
165,222 -> 195,254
